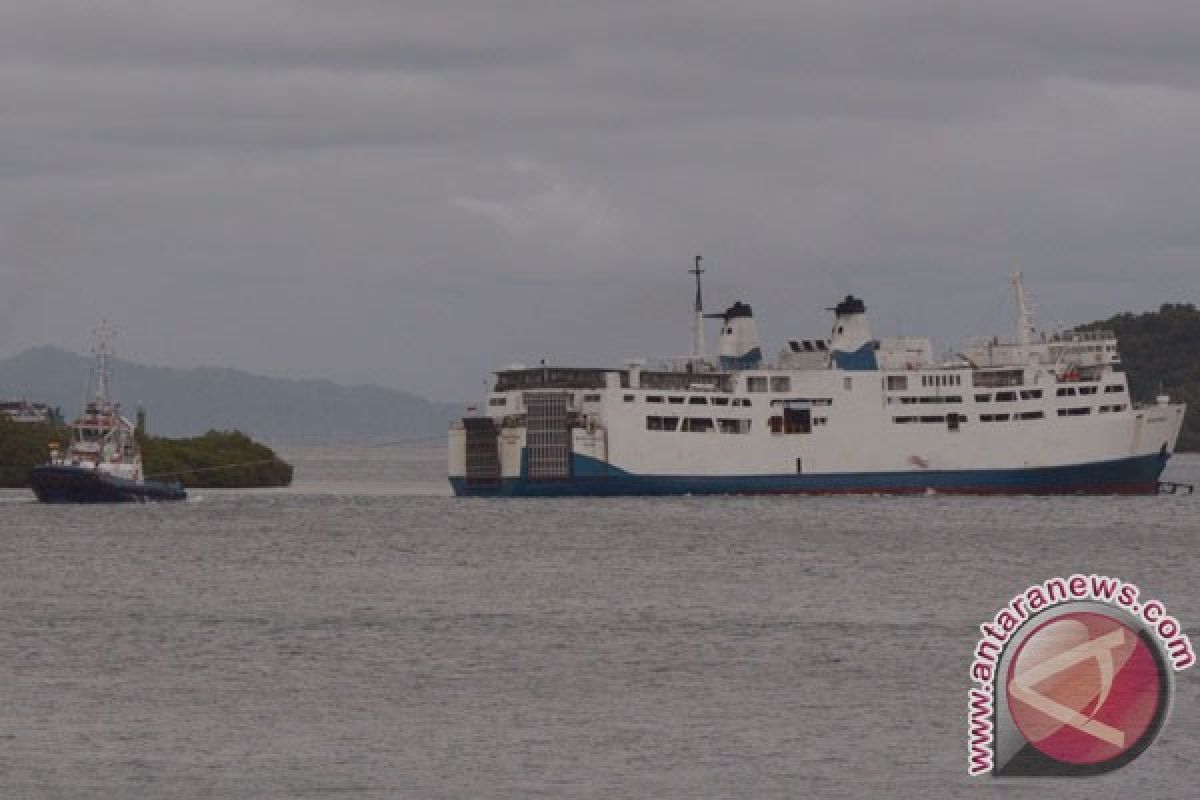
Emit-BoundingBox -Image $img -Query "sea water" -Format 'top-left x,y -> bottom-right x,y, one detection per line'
2,445 -> 1196,798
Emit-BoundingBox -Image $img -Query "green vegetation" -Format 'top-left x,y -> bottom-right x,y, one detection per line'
138,430 -> 293,488
1080,303 -> 1200,451
0,417 -> 62,488
0,419 -> 293,489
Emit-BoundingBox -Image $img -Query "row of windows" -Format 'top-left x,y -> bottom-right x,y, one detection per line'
972,369 -> 1025,388
634,394 -> 751,407
645,416 -> 752,433
497,383 -> 1128,414
768,411 -> 827,434
890,371 -> 1024,391
745,376 -> 793,393
500,383 -> 1124,410
981,411 -> 1045,422
892,405 -> 1127,424
920,374 -> 962,388
889,395 -> 963,405
771,397 -> 834,407
647,413 -> 834,435
977,389 -> 1045,402
891,411 -> 1050,424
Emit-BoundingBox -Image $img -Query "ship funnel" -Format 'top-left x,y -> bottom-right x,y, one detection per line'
828,295 -> 877,370
706,301 -> 763,370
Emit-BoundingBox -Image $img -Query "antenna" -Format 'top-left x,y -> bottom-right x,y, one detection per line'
689,255 -> 706,358
92,319 -> 116,406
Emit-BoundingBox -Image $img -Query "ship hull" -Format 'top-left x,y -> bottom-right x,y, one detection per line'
450,451 -> 1170,497
29,465 -> 187,504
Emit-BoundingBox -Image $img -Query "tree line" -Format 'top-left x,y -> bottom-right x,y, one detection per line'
0,419 -> 293,489
1080,302 -> 1199,451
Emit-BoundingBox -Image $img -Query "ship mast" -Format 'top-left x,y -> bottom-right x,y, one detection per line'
92,319 -> 116,407
1012,270 -> 1036,347
690,255 -> 706,359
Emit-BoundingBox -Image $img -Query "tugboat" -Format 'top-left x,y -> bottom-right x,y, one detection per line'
29,322 -> 186,503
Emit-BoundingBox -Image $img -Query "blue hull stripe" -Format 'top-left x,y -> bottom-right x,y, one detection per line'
451,452 -> 1169,497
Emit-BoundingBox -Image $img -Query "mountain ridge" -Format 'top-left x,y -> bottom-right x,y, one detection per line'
0,346 -> 462,443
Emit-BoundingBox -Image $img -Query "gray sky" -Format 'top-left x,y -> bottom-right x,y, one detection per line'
3,1 -> 1199,400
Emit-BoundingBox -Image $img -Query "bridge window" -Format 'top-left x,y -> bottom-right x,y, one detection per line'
646,415 -> 680,431
770,408 -> 813,434
887,375 -> 908,391
746,376 -> 768,392
717,418 -> 752,434
973,370 -> 1024,388
688,396 -> 708,405
770,376 -> 791,392
681,417 -> 714,433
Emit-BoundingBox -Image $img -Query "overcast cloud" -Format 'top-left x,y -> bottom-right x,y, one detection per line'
3,1 -> 1199,399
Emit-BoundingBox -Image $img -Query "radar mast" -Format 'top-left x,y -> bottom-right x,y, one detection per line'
689,255 -> 706,359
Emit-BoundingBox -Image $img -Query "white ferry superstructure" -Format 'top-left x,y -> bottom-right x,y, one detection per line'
449,268 -> 1185,496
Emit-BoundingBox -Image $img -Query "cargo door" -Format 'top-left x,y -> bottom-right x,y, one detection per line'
524,391 -> 572,480
463,417 -> 501,487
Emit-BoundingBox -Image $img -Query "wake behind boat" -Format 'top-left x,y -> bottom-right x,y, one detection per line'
449,265 -> 1185,497
29,323 -> 185,504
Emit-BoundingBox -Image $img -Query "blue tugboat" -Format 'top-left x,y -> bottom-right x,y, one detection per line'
29,322 -> 186,503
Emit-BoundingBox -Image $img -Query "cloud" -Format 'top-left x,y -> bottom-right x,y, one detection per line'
0,2 -> 1198,399
451,157 -> 624,248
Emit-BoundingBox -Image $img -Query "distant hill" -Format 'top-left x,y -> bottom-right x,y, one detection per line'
1081,303 -> 1199,451
0,347 -> 462,443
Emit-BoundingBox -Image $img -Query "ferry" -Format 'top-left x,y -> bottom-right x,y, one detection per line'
449,264 -> 1185,496
29,323 -> 186,503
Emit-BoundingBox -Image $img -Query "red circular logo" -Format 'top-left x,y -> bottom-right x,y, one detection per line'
1006,612 -> 1164,766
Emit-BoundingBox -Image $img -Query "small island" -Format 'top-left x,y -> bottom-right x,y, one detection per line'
0,417 -> 293,490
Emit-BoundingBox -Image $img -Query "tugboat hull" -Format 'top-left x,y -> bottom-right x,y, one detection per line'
29,465 -> 186,504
